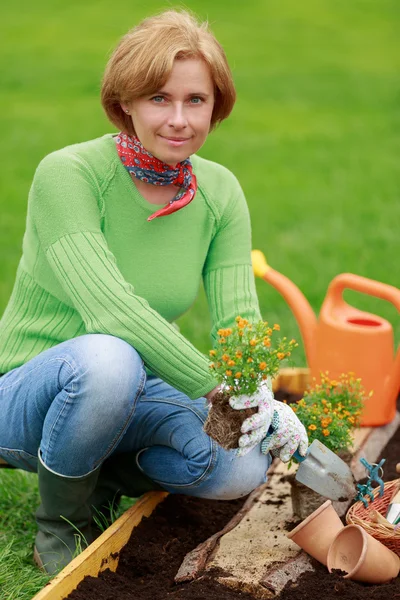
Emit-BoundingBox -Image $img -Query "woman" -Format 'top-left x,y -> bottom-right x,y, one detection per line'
0,10 -> 307,574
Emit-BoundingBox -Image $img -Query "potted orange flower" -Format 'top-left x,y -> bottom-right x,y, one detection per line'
203,316 -> 297,450
287,372 -> 365,519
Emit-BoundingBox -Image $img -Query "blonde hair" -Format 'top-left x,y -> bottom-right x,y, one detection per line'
101,10 -> 236,135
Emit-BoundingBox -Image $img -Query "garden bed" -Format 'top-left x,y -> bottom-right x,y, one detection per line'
31,369 -> 400,600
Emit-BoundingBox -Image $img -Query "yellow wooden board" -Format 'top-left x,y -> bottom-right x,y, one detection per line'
31,491 -> 167,600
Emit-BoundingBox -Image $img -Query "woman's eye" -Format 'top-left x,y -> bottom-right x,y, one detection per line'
151,96 -> 165,103
190,97 -> 203,104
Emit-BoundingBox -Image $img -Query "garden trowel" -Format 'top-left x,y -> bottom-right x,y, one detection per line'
291,439 -> 356,501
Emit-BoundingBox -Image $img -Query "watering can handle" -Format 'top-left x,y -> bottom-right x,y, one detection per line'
327,273 -> 400,313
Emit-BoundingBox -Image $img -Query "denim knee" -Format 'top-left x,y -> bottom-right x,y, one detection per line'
40,334 -> 146,474
62,334 -> 145,402
192,445 -> 272,500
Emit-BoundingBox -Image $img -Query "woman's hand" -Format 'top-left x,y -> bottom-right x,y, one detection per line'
229,380 -> 274,457
260,401 -> 308,463
204,385 -> 222,404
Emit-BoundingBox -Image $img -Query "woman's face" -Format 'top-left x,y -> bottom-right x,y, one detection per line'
122,58 -> 215,166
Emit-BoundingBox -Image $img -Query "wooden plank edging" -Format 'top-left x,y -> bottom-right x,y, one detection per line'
31,491 -> 168,600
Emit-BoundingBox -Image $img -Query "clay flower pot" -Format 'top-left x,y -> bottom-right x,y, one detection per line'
286,500 -> 344,565
327,524 -> 400,583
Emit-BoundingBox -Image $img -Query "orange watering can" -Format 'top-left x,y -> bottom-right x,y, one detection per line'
252,250 -> 400,427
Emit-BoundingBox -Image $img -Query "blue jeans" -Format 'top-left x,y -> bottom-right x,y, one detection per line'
0,334 -> 271,499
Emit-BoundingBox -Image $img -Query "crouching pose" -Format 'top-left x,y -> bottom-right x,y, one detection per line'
0,10 -> 307,574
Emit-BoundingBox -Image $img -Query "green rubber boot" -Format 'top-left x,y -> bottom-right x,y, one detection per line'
34,453 -> 100,575
89,452 -> 162,534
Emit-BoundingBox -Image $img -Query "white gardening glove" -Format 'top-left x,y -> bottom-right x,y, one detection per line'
229,379 -> 274,457
260,400 -> 308,463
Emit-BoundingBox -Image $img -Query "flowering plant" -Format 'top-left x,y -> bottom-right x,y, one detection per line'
208,316 -> 298,396
291,372 -> 365,454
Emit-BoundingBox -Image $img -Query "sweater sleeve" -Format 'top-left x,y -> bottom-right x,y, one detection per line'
29,151 -> 219,400
202,180 -> 262,346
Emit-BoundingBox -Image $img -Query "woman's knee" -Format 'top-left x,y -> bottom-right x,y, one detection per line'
194,445 -> 272,500
65,334 -> 144,392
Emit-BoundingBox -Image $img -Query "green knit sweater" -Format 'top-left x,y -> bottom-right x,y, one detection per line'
0,134 -> 261,399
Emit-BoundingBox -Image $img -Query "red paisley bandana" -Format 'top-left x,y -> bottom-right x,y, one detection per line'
115,133 -> 197,222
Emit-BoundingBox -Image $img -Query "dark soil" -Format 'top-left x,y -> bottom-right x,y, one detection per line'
279,561 -> 400,600
66,494 -> 255,600
64,389 -> 400,600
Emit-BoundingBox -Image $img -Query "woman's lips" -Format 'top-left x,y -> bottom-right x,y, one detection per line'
160,136 -> 191,147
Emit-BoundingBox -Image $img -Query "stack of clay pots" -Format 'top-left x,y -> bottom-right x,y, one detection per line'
287,500 -> 400,583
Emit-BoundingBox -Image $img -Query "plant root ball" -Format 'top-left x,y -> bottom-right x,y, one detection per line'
203,391 -> 257,450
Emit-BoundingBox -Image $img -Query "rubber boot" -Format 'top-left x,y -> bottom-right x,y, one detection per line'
34,453 -> 100,575
89,452 -> 163,535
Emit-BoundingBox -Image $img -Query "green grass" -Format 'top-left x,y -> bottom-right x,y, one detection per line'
0,0 -> 399,597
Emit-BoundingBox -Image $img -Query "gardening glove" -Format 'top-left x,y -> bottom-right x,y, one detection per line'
260,400 -> 308,463
229,379 -> 274,457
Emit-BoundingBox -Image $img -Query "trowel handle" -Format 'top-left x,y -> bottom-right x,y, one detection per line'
292,448 -> 307,463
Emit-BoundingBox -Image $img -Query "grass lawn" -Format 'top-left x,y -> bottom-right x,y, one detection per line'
0,1 -> 399,597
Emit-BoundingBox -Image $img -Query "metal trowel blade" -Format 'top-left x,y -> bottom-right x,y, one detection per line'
295,439 -> 356,501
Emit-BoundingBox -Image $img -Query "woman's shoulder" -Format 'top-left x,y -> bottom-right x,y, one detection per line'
191,154 -> 239,188
36,134 -> 117,179
191,154 -> 246,219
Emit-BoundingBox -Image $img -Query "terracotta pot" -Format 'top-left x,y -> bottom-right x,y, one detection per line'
327,524 -> 400,583
286,500 -> 344,565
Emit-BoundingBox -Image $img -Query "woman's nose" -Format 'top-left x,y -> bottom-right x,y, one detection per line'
167,104 -> 188,129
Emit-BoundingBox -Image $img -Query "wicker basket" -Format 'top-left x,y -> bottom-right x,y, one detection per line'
346,479 -> 400,556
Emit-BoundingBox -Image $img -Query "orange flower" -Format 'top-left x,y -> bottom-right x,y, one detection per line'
259,362 -> 267,371
235,372 -> 242,378
235,316 -> 242,322
228,360 -> 236,367
273,324 -> 280,331
263,337 -> 271,347
221,354 -> 230,362
323,407 -> 329,414
347,416 -> 355,425
308,424 -> 317,431
247,357 -> 254,363
277,352 -> 285,360
322,429 -> 330,437
209,350 -> 216,357
235,351 -> 243,358
225,370 -> 232,376
320,418 -> 331,428
209,363 -> 215,369
219,337 -> 226,344
249,339 -> 257,346
217,329 -> 225,336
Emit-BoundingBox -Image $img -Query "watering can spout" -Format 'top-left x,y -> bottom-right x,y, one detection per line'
251,250 -> 318,367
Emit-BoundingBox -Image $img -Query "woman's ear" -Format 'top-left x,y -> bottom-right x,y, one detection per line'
120,103 -> 130,115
